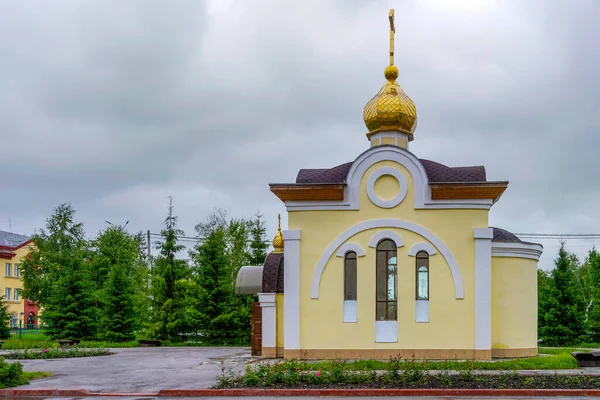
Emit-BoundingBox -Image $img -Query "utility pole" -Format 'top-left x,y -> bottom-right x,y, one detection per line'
147,230 -> 152,288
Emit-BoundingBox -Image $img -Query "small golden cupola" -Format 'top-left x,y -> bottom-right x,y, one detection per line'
272,214 -> 284,254
363,9 -> 417,149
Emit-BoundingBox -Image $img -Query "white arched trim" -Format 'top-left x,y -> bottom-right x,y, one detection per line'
335,242 -> 366,257
491,242 -> 543,261
366,167 -> 408,208
311,218 -> 464,299
408,242 -> 438,257
368,230 -> 405,248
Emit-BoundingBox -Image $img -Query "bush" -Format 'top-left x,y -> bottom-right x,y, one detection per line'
3,347 -> 111,360
0,359 -> 27,388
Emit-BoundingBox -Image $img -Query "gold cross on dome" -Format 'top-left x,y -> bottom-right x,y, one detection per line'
389,9 -> 395,66
277,213 -> 281,230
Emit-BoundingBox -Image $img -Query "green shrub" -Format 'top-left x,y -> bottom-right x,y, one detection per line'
3,347 -> 111,360
0,359 -> 27,388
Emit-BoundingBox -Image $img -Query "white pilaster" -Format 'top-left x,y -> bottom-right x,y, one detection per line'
258,293 -> 276,350
474,228 -> 493,351
283,230 -> 301,350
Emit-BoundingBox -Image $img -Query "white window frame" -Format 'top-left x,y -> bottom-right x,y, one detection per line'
14,288 -> 19,301
5,263 -> 11,277
14,263 -> 20,277
5,288 -> 11,300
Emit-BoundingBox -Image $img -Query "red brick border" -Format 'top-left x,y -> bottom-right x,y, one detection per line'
3,388 -> 600,397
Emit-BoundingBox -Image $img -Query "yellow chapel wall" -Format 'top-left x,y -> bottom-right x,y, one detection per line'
288,160 -> 489,356
491,256 -> 538,357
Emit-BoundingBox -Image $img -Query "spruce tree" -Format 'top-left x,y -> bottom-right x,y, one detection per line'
0,296 -> 11,340
248,213 -> 268,266
586,247 -> 600,341
194,225 -> 231,344
539,243 -> 585,346
20,203 -> 96,340
147,198 -> 189,341
93,226 -> 145,342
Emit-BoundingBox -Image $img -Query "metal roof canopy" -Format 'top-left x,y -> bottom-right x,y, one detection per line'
235,265 -> 263,295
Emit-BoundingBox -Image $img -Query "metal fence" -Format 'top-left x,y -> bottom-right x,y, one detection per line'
9,323 -> 47,341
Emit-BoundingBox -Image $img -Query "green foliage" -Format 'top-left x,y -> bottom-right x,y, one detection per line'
0,296 -> 11,340
189,210 -> 258,345
21,203 -> 97,340
307,348 -> 579,371
0,359 -> 27,388
539,243 -> 586,346
586,247 -> 600,341
19,200 -> 269,346
3,347 -> 110,359
146,198 -> 189,341
92,226 -> 147,342
194,223 -> 232,344
248,213 -> 268,266
215,355 -> 597,389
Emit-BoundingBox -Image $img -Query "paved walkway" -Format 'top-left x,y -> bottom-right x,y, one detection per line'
10,347 -> 253,392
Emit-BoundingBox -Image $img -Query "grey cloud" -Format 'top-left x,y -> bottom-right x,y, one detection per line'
1,0 -> 599,269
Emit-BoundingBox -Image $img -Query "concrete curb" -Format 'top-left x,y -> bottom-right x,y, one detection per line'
3,388 -> 600,397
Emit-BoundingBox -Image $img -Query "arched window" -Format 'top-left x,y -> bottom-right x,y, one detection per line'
416,251 -> 429,300
376,239 -> 397,321
344,251 -> 357,301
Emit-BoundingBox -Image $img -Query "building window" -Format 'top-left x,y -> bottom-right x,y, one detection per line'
416,251 -> 429,300
4,288 -> 11,301
376,239 -> 397,321
10,313 -> 17,328
14,264 -> 20,277
5,263 -> 11,277
344,251 -> 357,301
14,289 -> 20,301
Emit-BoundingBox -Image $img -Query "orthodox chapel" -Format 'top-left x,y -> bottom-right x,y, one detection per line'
236,9 -> 543,360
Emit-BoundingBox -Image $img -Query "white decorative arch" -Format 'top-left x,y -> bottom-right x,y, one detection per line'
335,242 -> 366,257
366,167 -> 408,208
368,230 -> 404,248
286,146 -> 493,211
311,218 -> 464,299
408,242 -> 438,257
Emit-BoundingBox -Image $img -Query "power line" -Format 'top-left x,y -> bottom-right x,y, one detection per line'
148,232 -> 272,244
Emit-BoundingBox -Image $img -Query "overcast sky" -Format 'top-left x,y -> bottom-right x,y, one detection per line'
1,0 -> 599,270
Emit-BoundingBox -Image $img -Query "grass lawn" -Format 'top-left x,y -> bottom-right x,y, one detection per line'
304,348 -> 582,371
22,371 -> 53,381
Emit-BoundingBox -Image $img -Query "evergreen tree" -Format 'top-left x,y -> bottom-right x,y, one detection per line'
539,243 -> 585,346
586,247 -> 600,341
146,198 -> 189,341
20,203 -> 96,340
92,226 -> 146,342
0,296 -> 11,340
248,213 -> 268,266
194,224 -> 232,344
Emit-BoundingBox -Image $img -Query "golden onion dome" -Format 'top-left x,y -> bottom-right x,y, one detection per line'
363,65 -> 417,141
272,214 -> 284,253
363,9 -> 417,141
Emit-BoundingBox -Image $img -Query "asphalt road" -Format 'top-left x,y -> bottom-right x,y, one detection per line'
10,347 -> 252,392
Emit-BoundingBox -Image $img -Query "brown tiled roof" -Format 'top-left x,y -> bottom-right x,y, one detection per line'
491,227 -> 522,243
262,252 -> 284,293
295,159 -> 486,184
296,162 -> 353,184
420,160 -> 486,183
